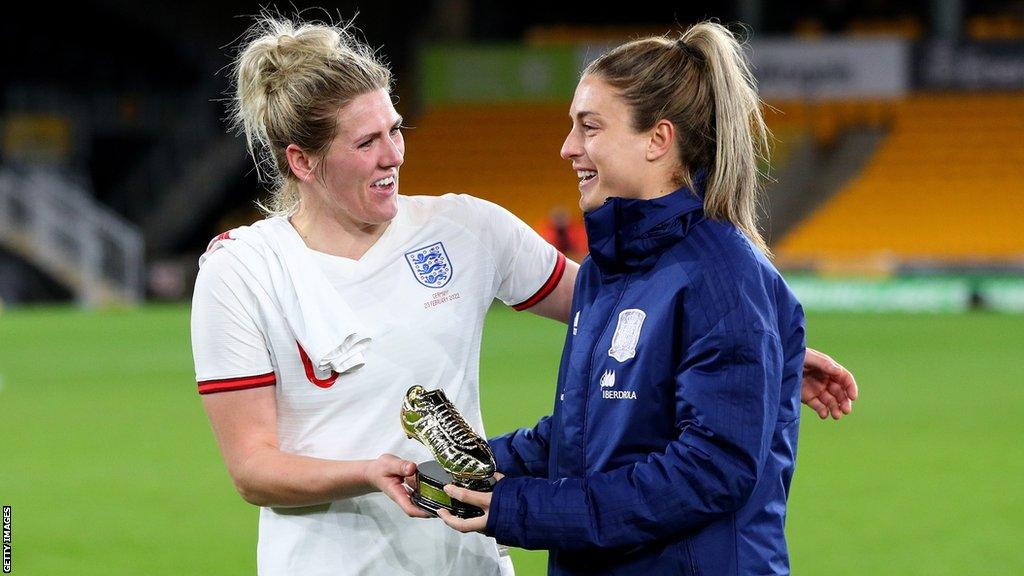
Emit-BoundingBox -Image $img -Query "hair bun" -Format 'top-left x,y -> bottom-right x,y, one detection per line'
228,14 -> 392,215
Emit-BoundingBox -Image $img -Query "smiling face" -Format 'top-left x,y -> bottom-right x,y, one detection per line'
560,74 -> 652,213
312,88 -> 405,227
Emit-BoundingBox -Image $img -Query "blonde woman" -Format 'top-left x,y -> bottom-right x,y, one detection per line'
191,15 -> 575,576
441,23 -> 826,575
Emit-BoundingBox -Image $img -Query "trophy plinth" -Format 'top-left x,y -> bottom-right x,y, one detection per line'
400,385 -> 497,519
411,461 -> 496,518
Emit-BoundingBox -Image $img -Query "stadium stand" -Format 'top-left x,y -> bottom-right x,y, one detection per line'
967,15 -> 1024,39
398,104 -> 581,229
776,93 -> 1024,265
397,92 -> 1024,271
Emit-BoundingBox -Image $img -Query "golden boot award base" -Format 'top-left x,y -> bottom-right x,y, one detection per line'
400,385 -> 497,519
411,461 -> 496,518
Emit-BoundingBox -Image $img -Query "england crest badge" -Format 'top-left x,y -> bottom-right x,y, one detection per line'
608,308 -> 646,362
405,242 -> 453,288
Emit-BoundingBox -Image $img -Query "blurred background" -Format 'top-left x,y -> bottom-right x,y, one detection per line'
2,0 -> 1024,308
1,1 -> 1022,574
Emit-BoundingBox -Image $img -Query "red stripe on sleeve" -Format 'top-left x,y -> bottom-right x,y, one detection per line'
197,372 -> 276,395
205,230 -> 233,254
513,252 -> 567,311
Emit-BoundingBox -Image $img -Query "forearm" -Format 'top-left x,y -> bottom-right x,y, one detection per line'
486,430 -> 759,551
489,416 -> 553,478
232,447 -> 374,507
489,434 -> 545,478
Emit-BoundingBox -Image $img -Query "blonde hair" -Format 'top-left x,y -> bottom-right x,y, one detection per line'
584,21 -> 771,256
230,14 -> 392,215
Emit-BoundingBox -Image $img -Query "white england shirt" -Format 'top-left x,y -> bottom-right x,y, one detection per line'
190,194 -> 564,576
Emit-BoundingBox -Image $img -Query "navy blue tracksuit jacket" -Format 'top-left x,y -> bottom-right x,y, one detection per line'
487,185 -> 806,575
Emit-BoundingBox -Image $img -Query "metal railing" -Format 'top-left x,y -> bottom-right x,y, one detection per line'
0,167 -> 144,307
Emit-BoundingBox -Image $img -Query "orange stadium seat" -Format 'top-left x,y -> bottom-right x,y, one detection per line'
401,101 -> 855,233
967,15 -> 1024,40
776,94 -> 1024,264
399,95 -> 1024,266
399,104 -> 583,229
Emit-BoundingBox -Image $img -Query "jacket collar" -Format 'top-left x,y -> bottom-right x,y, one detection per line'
584,171 -> 706,275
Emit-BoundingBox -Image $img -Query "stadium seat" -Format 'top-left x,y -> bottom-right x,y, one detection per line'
399,104 -> 582,227
776,94 -> 1024,264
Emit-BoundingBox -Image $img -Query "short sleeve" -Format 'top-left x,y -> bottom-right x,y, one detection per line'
454,194 -> 565,310
190,251 -> 276,394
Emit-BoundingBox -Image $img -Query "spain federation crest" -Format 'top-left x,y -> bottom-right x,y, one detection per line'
405,242 -> 453,288
608,308 -> 646,362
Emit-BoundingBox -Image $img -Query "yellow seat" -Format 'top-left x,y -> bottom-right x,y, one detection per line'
399,104 -> 581,226
777,94 -> 1024,263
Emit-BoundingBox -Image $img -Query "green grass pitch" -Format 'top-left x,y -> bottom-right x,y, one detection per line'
1,304 -> 1022,574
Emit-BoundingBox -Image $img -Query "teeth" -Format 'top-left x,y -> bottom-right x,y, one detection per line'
577,170 -> 597,182
373,176 -> 395,187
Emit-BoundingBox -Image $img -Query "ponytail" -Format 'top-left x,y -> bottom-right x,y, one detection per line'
683,23 -> 770,256
583,22 -> 771,256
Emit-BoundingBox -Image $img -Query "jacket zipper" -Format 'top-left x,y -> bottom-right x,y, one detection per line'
579,273 -> 631,473
685,536 -> 701,576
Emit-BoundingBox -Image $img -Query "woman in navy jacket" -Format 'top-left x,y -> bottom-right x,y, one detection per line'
441,22 -> 814,574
